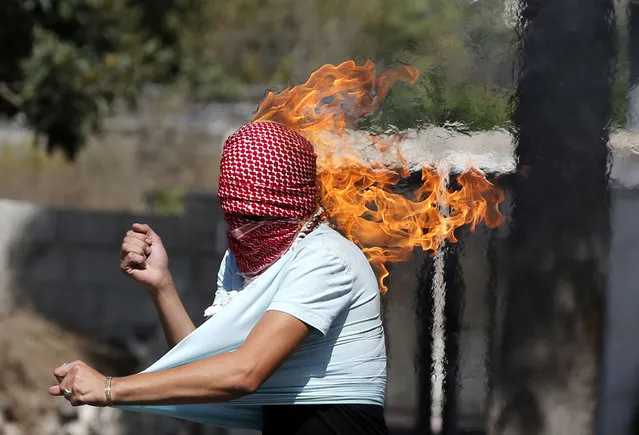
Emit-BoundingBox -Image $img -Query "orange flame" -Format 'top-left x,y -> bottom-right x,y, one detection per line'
253,60 -> 505,292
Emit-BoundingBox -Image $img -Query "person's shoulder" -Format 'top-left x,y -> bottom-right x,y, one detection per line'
300,224 -> 362,258
297,224 -> 377,284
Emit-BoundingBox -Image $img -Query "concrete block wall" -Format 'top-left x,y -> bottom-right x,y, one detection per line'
1,196 -> 228,342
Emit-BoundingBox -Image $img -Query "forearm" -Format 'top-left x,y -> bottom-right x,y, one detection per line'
150,276 -> 196,347
111,352 -> 254,405
106,312 -> 308,406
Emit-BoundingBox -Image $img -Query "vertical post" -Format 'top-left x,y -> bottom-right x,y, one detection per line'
416,254 -> 435,435
487,0 -> 615,434
430,241 -> 447,434
416,172 -> 466,435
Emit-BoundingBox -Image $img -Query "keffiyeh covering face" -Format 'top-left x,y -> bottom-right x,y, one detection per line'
217,121 -> 320,277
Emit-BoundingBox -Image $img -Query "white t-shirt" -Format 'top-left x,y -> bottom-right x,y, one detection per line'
118,224 -> 387,429
217,223 -> 387,405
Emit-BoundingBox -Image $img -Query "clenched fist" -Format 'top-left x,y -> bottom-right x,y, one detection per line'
49,361 -> 109,407
120,223 -> 171,291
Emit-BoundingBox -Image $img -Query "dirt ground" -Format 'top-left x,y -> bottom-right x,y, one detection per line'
0,309 -> 137,433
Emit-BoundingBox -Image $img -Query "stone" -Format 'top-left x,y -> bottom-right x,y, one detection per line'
76,405 -> 99,427
0,394 -> 15,424
2,422 -> 24,435
57,399 -> 77,422
95,407 -> 125,435
0,393 -> 10,413
60,421 -> 89,435
33,411 -> 61,435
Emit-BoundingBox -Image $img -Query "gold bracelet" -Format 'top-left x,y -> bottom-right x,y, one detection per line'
105,376 -> 113,405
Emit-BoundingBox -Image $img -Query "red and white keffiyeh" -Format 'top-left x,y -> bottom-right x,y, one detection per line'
218,121 -> 322,277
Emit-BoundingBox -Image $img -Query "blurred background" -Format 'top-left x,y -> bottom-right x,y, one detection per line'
0,0 -> 517,213
0,0 -> 635,211
1,1 -> 639,435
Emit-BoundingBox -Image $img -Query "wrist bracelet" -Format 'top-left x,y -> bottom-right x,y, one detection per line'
105,376 -> 113,405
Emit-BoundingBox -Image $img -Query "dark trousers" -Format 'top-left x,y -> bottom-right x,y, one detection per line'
262,404 -> 388,435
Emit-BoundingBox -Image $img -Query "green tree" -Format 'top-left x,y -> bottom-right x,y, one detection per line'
357,0 -> 514,131
0,0 -> 174,159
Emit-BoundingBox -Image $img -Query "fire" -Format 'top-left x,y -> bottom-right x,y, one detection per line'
253,60 -> 504,292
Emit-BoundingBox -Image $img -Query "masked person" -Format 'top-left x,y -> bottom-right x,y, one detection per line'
49,121 -> 388,435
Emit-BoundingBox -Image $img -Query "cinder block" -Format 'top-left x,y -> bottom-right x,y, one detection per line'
184,200 -> 221,228
188,229 -> 220,254
190,256 -> 220,289
183,192 -> 225,253
100,284 -> 157,338
456,228 -> 491,331
168,255 -> 191,292
183,218 -> 223,252
215,220 -> 228,255
59,210 -> 124,246
70,249 -> 125,284
384,255 -> 419,410
31,281 -> 70,323
184,258 -> 217,319
22,246 -> 67,284
40,282 -> 103,335
457,328 -> 489,419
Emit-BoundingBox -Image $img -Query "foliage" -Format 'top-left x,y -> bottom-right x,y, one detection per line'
355,0 -> 514,131
363,76 -> 512,132
0,0 -> 633,160
146,186 -> 186,215
611,70 -> 630,129
0,0 -> 174,159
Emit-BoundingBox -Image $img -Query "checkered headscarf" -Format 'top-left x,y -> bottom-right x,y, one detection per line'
218,121 -> 321,277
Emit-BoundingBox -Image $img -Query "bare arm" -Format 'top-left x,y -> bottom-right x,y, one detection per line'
120,223 -> 196,347
147,276 -> 196,347
50,311 -> 310,406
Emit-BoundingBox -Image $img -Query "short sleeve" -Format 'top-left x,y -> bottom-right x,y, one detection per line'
267,247 -> 354,336
217,250 -> 244,292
